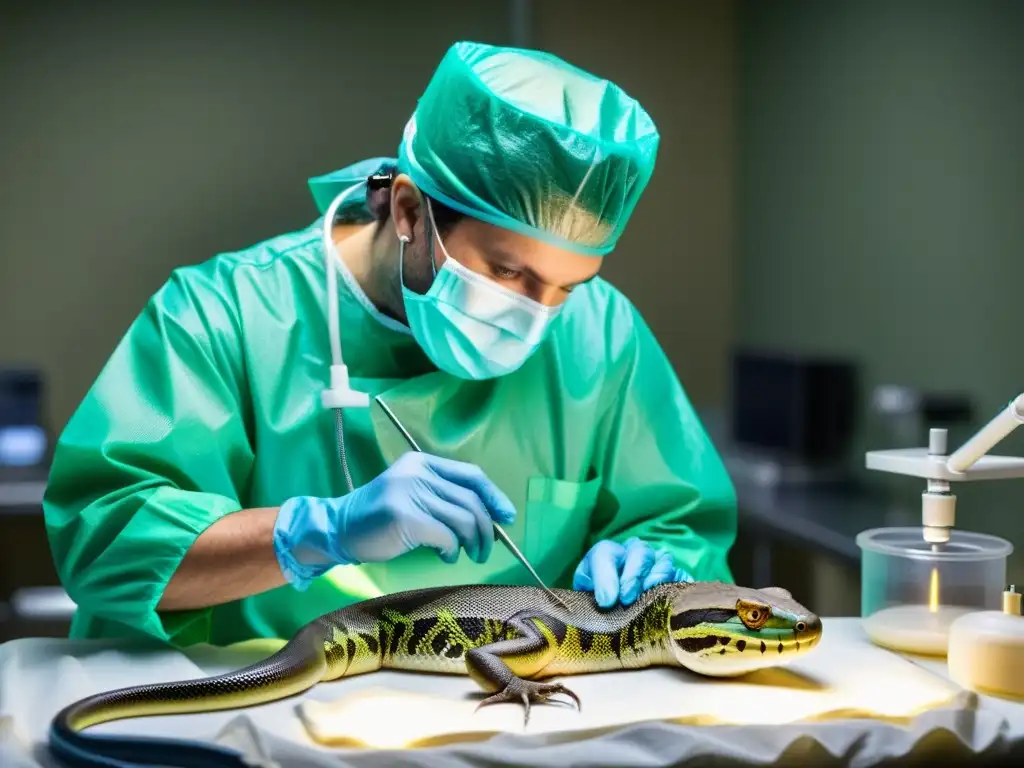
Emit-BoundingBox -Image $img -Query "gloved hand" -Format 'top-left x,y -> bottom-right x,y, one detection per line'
273,452 -> 517,590
573,537 -> 694,609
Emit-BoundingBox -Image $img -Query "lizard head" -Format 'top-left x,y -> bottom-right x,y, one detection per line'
662,582 -> 822,677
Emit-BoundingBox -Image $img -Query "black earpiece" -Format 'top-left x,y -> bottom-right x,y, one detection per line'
367,171 -> 395,190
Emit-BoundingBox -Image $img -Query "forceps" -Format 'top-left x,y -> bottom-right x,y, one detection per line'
374,395 -> 569,609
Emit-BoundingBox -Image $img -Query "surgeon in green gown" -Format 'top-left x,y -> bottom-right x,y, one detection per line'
43,41 -> 737,647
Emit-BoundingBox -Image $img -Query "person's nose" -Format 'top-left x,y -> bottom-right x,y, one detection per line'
532,284 -> 569,308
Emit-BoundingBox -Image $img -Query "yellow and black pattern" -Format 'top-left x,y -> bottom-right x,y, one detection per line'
50,582 -> 822,768
377,607 -> 520,673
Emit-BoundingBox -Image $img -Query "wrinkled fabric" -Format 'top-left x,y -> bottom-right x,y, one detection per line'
2,622 -> 1019,767
397,41 -> 660,256
43,167 -> 734,646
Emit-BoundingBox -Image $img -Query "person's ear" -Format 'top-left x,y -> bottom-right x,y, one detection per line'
390,174 -> 423,243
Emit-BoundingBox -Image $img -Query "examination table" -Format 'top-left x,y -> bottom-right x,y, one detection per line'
2,619 -> 1022,767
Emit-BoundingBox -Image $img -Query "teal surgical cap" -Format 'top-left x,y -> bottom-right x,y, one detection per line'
309,42 -> 659,255
398,41 -> 660,256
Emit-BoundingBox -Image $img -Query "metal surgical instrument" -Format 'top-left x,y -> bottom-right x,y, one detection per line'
374,395 -> 569,608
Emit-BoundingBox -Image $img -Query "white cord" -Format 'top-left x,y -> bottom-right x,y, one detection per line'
320,184 -> 370,411
323,187 -> 360,367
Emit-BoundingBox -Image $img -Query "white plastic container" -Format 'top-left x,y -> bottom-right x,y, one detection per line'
947,588 -> 1024,700
857,527 -> 1012,656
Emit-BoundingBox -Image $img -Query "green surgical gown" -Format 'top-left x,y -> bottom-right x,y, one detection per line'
43,202 -> 736,647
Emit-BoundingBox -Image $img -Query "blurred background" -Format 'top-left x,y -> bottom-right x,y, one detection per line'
1,0 -> 1022,640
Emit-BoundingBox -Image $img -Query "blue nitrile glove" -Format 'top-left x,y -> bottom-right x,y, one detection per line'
573,537 -> 694,609
273,452 -> 517,590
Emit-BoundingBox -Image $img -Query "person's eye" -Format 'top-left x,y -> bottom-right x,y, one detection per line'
492,265 -> 521,280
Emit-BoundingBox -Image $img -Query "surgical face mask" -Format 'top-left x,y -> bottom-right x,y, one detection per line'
400,200 -> 562,380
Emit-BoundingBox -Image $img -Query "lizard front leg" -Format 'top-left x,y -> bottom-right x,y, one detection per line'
465,610 -> 581,725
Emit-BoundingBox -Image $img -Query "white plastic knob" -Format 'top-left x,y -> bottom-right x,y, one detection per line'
321,365 -> 370,409
921,491 -> 956,543
928,428 -> 948,456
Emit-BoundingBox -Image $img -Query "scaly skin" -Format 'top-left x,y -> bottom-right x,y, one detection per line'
49,582 -> 822,767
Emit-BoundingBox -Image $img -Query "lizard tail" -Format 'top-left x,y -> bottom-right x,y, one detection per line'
48,624 -> 328,768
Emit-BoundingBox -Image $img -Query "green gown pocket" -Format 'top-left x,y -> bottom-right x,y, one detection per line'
524,475 -> 602,587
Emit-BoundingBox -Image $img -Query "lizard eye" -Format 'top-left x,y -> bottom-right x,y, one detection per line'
736,599 -> 771,630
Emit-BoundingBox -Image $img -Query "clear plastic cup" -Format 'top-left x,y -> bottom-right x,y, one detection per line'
857,527 -> 1012,656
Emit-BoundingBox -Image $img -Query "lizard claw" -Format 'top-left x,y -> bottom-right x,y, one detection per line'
475,679 -> 581,726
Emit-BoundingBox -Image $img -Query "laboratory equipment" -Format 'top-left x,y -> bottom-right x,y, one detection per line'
0,369 -> 47,468
947,585 -> 1024,699
0,369 -> 43,425
866,395 -> 1024,545
862,393 -> 1024,656
727,349 -> 858,488
373,395 -> 568,609
0,425 -> 46,468
857,527 -> 1010,655
869,386 -> 972,525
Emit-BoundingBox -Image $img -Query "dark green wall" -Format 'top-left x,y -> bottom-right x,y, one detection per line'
738,0 -> 1024,573
0,2 -> 738,430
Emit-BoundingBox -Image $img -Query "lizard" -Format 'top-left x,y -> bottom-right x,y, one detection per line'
49,580 -> 822,767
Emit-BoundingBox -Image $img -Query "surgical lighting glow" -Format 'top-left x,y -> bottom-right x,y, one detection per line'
929,567 -> 940,613
298,630 -> 959,749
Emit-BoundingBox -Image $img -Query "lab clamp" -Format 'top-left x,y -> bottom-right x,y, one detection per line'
865,393 -> 1024,545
